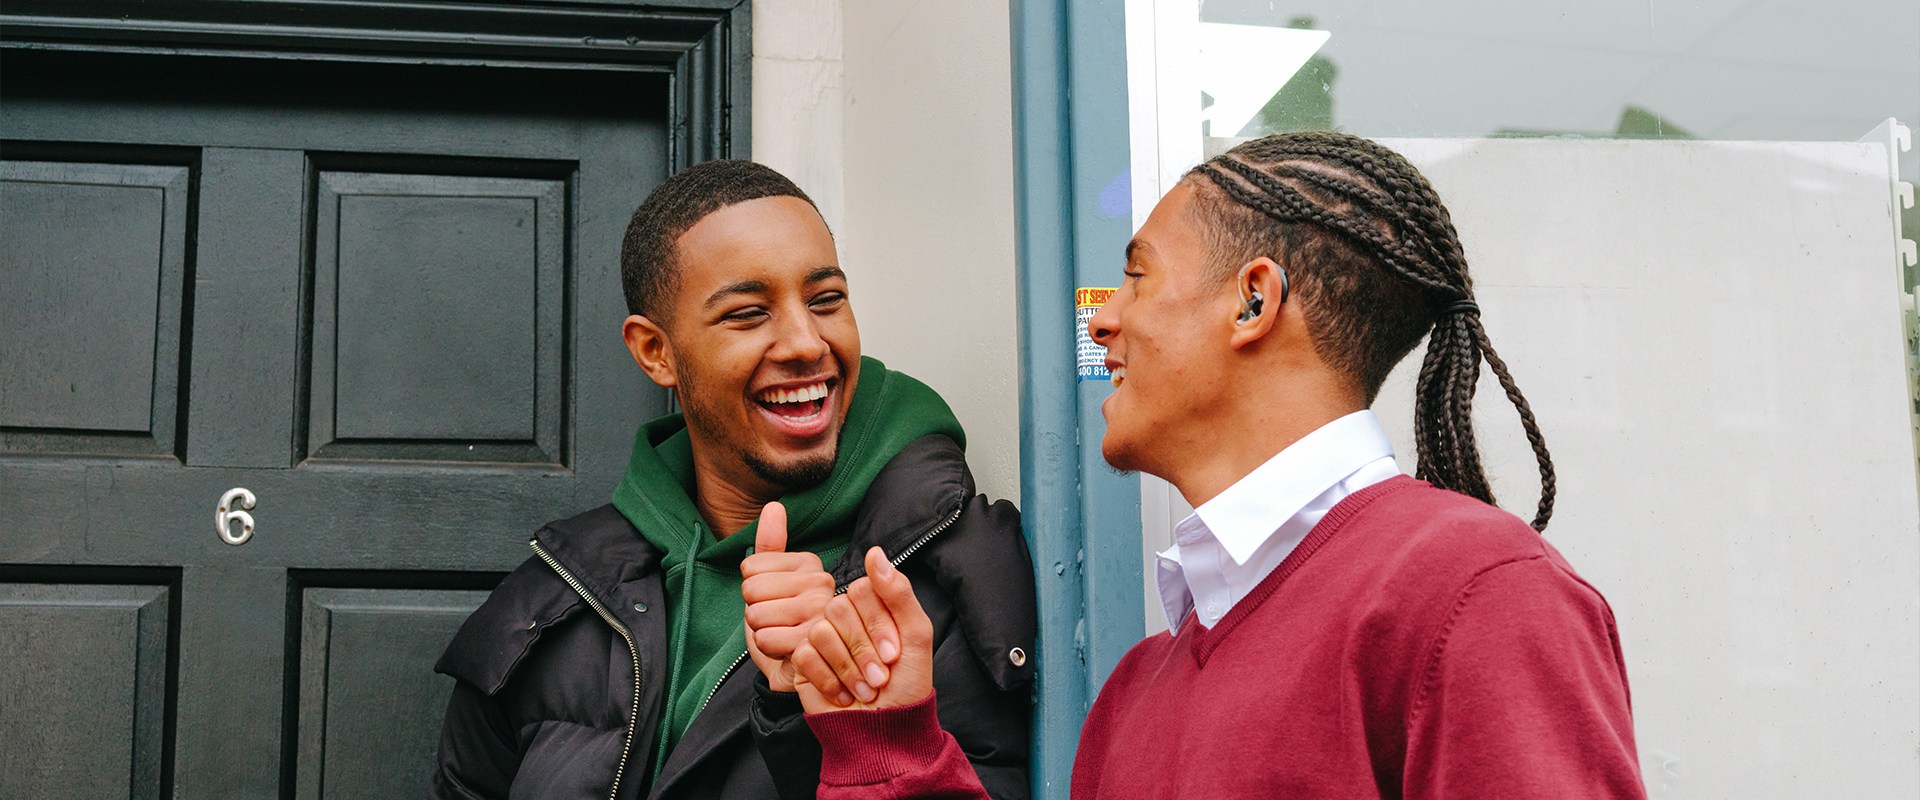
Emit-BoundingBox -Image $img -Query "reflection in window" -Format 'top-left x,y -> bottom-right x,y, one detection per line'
1202,0 -> 1916,142
1197,0 -> 1918,255
1238,16 -> 1337,137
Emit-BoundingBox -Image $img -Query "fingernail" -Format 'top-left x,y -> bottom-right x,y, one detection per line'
878,639 -> 898,662
853,681 -> 876,703
864,663 -> 887,686
837,690 -> 855,707
873,551 -> 894,578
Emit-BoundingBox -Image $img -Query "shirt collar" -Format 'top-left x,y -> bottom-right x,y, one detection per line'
1185,410 -> 1395,566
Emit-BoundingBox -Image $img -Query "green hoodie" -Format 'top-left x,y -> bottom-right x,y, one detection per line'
608,356 -> 965,772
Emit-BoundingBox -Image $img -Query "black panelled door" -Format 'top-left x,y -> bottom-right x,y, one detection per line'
0,25 -> 720,797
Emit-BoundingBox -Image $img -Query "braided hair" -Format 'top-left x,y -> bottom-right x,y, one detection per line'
1187,131 -> 1556,532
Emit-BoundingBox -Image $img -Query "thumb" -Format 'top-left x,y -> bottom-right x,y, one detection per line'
865,546 -> 923,624
755,501 -> 788,554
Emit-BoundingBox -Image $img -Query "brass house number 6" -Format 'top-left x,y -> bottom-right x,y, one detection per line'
217,487 -> 256,545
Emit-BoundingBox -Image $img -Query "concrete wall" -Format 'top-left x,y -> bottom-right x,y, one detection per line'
753,0 -> 1022,503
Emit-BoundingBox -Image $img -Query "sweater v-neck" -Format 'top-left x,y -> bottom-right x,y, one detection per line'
1186,474 -> 1420,666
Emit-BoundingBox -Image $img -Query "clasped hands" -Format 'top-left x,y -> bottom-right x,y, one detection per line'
740,501 -> 933,714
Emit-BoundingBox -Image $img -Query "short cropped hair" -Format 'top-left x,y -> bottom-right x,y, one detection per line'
619,160 -> 821,320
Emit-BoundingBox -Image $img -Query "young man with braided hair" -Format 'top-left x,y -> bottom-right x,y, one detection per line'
745,132 -> 1644,798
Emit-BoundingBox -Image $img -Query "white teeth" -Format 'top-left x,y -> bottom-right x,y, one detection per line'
1111,367 -> 1126,388
759,382 -> 829,404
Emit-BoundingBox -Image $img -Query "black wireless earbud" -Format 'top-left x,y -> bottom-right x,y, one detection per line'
1237,290 -> 1265,324
1234,263 -> 1287,325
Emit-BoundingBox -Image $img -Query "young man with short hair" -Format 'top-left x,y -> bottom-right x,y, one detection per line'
430,160 -> 1035,800
755,132 -> 1644,798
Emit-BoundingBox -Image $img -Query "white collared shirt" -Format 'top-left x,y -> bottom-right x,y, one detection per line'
1156,410 -> 1401,631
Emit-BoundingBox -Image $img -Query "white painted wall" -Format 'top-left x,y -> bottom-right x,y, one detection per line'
751,0 -> 848,234
753,0 -> 1022,504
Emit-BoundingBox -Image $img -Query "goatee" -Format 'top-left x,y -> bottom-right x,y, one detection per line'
747,450 -> 834,490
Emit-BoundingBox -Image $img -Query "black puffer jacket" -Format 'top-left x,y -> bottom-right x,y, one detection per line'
431,435 -> 1035,800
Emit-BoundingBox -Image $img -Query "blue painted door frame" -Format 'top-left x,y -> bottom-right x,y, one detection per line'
1011,0 -> 1143,795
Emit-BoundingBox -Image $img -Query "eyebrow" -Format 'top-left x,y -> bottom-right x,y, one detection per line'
704,280 -> 769,309
1125,239 -> 1152,262
701,266 -> 847,309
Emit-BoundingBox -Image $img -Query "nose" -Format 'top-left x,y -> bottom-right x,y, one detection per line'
1088,300 -> 1119,348
769,305 -> 831,364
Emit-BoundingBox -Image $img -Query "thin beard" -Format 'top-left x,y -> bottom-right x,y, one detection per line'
746,450 -> 834,491
674,354 -> 837,491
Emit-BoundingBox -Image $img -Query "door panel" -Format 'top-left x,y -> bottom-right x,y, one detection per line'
0,160 -> 189,457
1,45 -> 673,797
312,169 -> 568,465
294,587 -> 492,800
0,582 -> 171,800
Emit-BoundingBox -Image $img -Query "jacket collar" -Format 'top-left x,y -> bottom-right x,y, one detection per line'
534,503 -> 664,602
832,434 -> 971,583
435,504 -> 661,696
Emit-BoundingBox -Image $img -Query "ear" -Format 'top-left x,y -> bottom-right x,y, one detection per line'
623,314 -> 679,388
1228,257 -> 1286,350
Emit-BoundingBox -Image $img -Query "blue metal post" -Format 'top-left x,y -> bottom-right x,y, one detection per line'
1012,0 -> 1141,796
1061,0 -> 1143,694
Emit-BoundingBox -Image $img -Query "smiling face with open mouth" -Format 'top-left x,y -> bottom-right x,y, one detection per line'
636,195 -> 860,499
1087,181 -> 1242,478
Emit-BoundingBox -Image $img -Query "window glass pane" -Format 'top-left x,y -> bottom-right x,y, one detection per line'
1200,0 -> 1918,143
1193,0 -> 1918,243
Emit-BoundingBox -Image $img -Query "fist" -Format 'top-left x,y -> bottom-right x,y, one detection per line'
740,501 -> 837,694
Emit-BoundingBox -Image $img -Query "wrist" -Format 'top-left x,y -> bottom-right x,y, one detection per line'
805,692 -> 949,785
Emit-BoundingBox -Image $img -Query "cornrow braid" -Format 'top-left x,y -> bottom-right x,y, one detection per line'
1189,131 -> 1557,532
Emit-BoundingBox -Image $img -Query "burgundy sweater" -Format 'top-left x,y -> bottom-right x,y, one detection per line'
808,476 -> 1645,799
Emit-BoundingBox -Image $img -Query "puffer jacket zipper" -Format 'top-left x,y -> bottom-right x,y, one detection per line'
698,650 -> 753,716
694,498 -> 968,717
855,499 -> 966,589
531,538 -> 642,800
